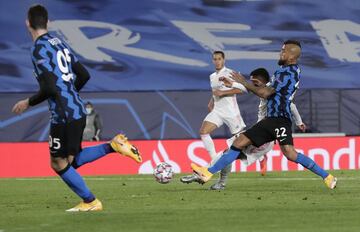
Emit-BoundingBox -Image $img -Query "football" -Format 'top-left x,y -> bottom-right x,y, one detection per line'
153,162 -> 174,184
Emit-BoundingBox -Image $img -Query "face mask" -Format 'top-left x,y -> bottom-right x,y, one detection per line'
86,107 -> 93,114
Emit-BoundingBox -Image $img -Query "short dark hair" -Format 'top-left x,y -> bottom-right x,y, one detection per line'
250,68 -> 270,83
213,51 -> 225,59
27,4 -> 48,30
284,40 -> 301,48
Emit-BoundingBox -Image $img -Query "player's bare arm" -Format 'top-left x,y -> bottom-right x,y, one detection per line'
230,71 -> 275,99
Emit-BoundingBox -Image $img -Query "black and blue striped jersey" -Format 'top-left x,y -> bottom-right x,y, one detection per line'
267,64 -> 300,120
31,33 -> 86,124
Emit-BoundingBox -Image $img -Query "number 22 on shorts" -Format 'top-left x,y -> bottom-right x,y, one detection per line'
275,127 -> 287,138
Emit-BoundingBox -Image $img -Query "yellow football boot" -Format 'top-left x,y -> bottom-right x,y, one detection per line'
110,134 -> 142,163
324,174 -> 337,189
190,163 -> 213,183
66,198 -> 103,212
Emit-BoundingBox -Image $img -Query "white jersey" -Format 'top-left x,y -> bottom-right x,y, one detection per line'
210,66 -> 240,116
204,66 -> 246,134
257,98 -> 267,122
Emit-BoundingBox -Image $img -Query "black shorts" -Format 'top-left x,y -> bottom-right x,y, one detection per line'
243,117 -> 293,147
49,117 -> 86,158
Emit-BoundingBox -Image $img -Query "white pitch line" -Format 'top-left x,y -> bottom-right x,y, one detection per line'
4,176 -> 358,181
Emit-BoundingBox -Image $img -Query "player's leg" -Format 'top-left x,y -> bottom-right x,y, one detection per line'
191,119 -> 273,183
272,117 -> 337,189
71,143 -> 115,168
244,141 -> 274,176
258,155 -> 268,176
51,156 -> 100,209
210,115 -> 244,190
208,133 -> 251,173
73,135 -> 141,167
280,145 -> 337,189
180,113 -> 220,184
180,121 -> 217,183
71,118 -> 141,168
51,118 -> 102,211
191,133 -> 252,183
200,119 -> 220,160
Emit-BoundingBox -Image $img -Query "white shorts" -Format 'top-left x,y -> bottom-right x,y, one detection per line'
204,110 -> 245,135
225,135 -> 274,166
242,142 -> 274,166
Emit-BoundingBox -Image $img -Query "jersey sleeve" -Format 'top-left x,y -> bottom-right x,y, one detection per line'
232,82 -> 248,93
290,102 -> 303,126
271,71 -> 292,92
31,43 -> 54,74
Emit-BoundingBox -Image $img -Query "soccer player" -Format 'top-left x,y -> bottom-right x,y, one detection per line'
187,68 -> 306,190
191,40 -> 337,189
221,67 -> 306,174
12,5 -> 142,212
180,51 -> 248,188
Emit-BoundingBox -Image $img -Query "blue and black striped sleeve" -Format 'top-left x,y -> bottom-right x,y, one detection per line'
29,43 -> 58,106
31,43 -> 54,74
271,70 -> 293,92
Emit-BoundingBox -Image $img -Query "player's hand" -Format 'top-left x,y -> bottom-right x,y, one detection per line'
297,123 -> 306,132
230,71 -> 247,84
12,98 -> 30,114
219,76 -> 234,88
212,89 -> 224,97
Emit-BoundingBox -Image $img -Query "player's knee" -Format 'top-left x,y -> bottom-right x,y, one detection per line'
281,145 -> 297,161
199,127 -> 210,135
232,139 -> 247,150
232,134 -> 251,150
50,157 -> 69,173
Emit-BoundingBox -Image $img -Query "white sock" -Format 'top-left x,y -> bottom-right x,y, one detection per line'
201,134 -> 217,160
210,151 -> 222,166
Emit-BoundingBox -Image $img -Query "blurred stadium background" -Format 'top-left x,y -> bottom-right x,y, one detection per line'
1,0 -> 360,177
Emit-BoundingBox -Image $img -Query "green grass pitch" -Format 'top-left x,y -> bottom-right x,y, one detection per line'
0,170 -> 359,232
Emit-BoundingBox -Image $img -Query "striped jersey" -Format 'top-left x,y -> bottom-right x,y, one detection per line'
267,64 -> 300,119
31,33 -> 86,124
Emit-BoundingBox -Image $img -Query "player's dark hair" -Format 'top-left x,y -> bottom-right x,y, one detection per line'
27,4 -> 48,30
284,40 -> 301,48
250,68 -> 270,83
213,51 -> 225,59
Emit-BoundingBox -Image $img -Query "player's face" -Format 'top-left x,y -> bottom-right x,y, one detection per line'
212,54 -> 225,70
250,76 -> 266,87
278,44 -> 288,65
